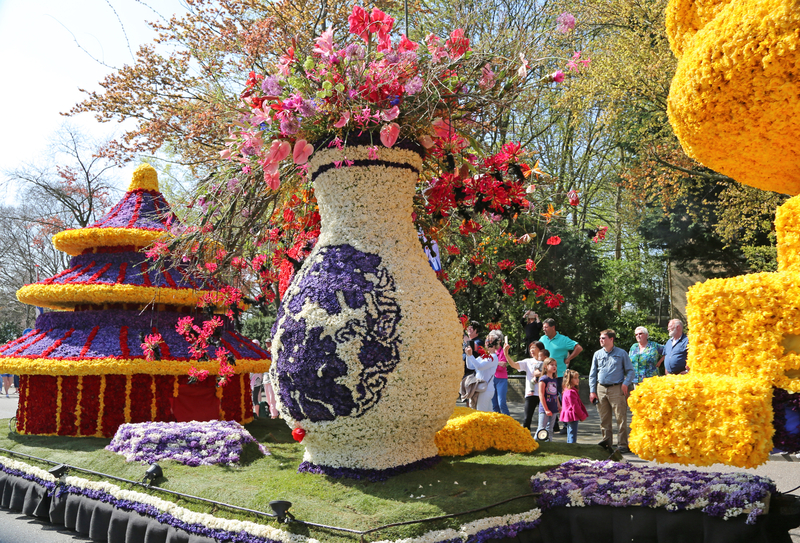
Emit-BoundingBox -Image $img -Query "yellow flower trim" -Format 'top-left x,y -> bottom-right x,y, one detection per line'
97,375 -> 106,437
776,195 -> 800,272
53,228 -> 169,257
150,376 -> 157,420
56,376 -> 63,434
17,283 -> 207,310
628,375 -> 774,468
434,406 -> 538,456
124,376 -> 132,422
217,385 -> 225,420
75,376 -> 83,435
666,0 -> 800,195
173,376 -> 180,397
0,356 -> 269,377
129,164 -> 159,192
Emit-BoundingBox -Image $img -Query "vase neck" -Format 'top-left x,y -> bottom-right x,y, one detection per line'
309,146 -> 423,243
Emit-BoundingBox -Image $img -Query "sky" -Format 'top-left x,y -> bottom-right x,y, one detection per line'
0,0 -> 187,202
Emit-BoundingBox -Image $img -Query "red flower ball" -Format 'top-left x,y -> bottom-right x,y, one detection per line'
292,428 -> 306,442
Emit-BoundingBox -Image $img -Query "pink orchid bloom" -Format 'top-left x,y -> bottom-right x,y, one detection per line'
551,70 -> 565,83
445,28 -> 470,59
333,111 -> 351,128
293,139 -> 314,164
517,52 -> 529,78
313,26 -> 336,57
381,105 -> 400,121
380,122 -> 400,148
556,12 -> 576,34
348,5 -> 370,41
264,171 -> 281,190
220,149 -> 232,160
419,135 -> 435,149
367,146 -> 380,160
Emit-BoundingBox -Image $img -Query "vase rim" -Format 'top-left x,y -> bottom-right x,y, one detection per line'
314,133 -> 426,158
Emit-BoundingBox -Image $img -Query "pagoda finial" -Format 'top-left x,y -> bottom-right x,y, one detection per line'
129,164 -> 159,191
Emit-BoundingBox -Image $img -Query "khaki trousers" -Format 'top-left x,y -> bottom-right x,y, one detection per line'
597,383 -> 628,447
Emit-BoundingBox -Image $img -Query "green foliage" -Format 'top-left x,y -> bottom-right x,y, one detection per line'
0,321 -> 21,345
241,312 -> 276,344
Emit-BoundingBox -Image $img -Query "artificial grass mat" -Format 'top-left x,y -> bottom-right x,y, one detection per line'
0,416 -> 612,541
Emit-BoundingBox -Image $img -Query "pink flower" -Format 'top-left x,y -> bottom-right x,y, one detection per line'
479,64 -> 496,89
397,34 -> 418,52
381,105 -> 400,121
313,26 -> 336,57
265,140 -> 291,163
348,5 -> 370,41
567,51 -> 590,72
333,111 -> 351,128
551,70 -> 565,83
368,146 -> 380,160
445,28 -> 470,59
293,139 -> 314,164
264,171 -> 280,190
380,122 -> 400,147
370,8 -> 394,50
556,12 -> 576,34
517,52 -> 529,78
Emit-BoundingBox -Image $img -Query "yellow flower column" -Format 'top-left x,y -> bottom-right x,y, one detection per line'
629,0 -> 800,467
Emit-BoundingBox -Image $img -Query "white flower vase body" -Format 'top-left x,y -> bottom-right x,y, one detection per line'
271,143 -> 463,475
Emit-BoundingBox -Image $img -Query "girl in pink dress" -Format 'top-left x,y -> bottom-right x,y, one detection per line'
560,370 -> 588,443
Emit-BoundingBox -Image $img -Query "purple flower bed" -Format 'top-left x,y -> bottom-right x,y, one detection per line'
530,459 -> 775,524
106,421 -> 269,466
298,455 -> 441,482
90,189 -> 176,231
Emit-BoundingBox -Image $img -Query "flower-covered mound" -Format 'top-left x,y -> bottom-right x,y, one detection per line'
666,0 -> 800,195
531,459 -> 775,525
435,407 -> 538,457
0,454 -> 544,543
628,375 -> 774,468
106,421 -> 268,466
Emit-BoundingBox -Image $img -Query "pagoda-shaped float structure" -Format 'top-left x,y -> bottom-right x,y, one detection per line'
0,164 -> 269,437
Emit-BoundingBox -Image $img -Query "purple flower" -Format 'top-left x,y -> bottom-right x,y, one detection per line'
556,12 -> 576,33
279,114 -> 300,135
261,75 -> 283,95
405,76 -> 423,95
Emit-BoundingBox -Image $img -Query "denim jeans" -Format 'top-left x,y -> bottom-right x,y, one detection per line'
565,421 -> 579,443
536,411 -> 557,441
491,378 -> 509,415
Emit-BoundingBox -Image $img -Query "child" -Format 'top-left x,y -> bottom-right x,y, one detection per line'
504,342 -> 544,431
536,357 -> 560,441
559,369 -> 588,443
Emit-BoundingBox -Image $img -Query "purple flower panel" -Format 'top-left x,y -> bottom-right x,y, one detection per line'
88,326 -> 126,358
48,328 -> 94,358
89,190 -> 176,231
273,244 -> 402,422
18,331 -> 61,356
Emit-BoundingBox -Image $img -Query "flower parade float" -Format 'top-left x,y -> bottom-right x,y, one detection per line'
628,0 -> 800,467
0,164 -> 270,437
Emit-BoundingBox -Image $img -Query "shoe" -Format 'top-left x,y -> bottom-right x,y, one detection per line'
598,440 -> 612,450
618,446 -> 631,454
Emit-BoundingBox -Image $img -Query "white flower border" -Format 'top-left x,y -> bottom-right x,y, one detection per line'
0,454 -> 542,543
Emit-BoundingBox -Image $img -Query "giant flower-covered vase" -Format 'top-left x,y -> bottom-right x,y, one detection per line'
271,143 -> 463,474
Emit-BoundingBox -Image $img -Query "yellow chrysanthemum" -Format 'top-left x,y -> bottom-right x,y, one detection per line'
0,356 -> 269,376
129,163 -> 159,191
629,375 -> 774,468
17,283 -> 206,310
53,228 -> 169,257
435,406 -> 538,456
667,0 -> 800,195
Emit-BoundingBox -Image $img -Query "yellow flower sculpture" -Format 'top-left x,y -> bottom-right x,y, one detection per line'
435,407 -> 538,456
629,0 -> 800,467
666,0 -> 800,195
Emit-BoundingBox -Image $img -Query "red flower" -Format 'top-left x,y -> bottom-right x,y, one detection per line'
568,189 -> 580,206
453,279 -> 468,294
500,279 -> 515,296
546,236 -> 562,245
486,322 -> 502,331
348,5 -> 370,41
446,245 -> 461,255
472,276 -> 488,286
445,28 -> 470,58
497,259 -> 515,270
292,428 -> 306,442
459,219 -> 482,235
459,314 -> 469,330
526,258 -> 536,271
593,226 -> 609,243
435,270 -> 449,282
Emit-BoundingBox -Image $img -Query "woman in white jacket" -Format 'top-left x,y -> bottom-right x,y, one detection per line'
464,330 -> 502,411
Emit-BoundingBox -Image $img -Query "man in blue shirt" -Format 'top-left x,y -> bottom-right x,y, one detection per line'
589,329 -> 634,453
663,319 -> 689,375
